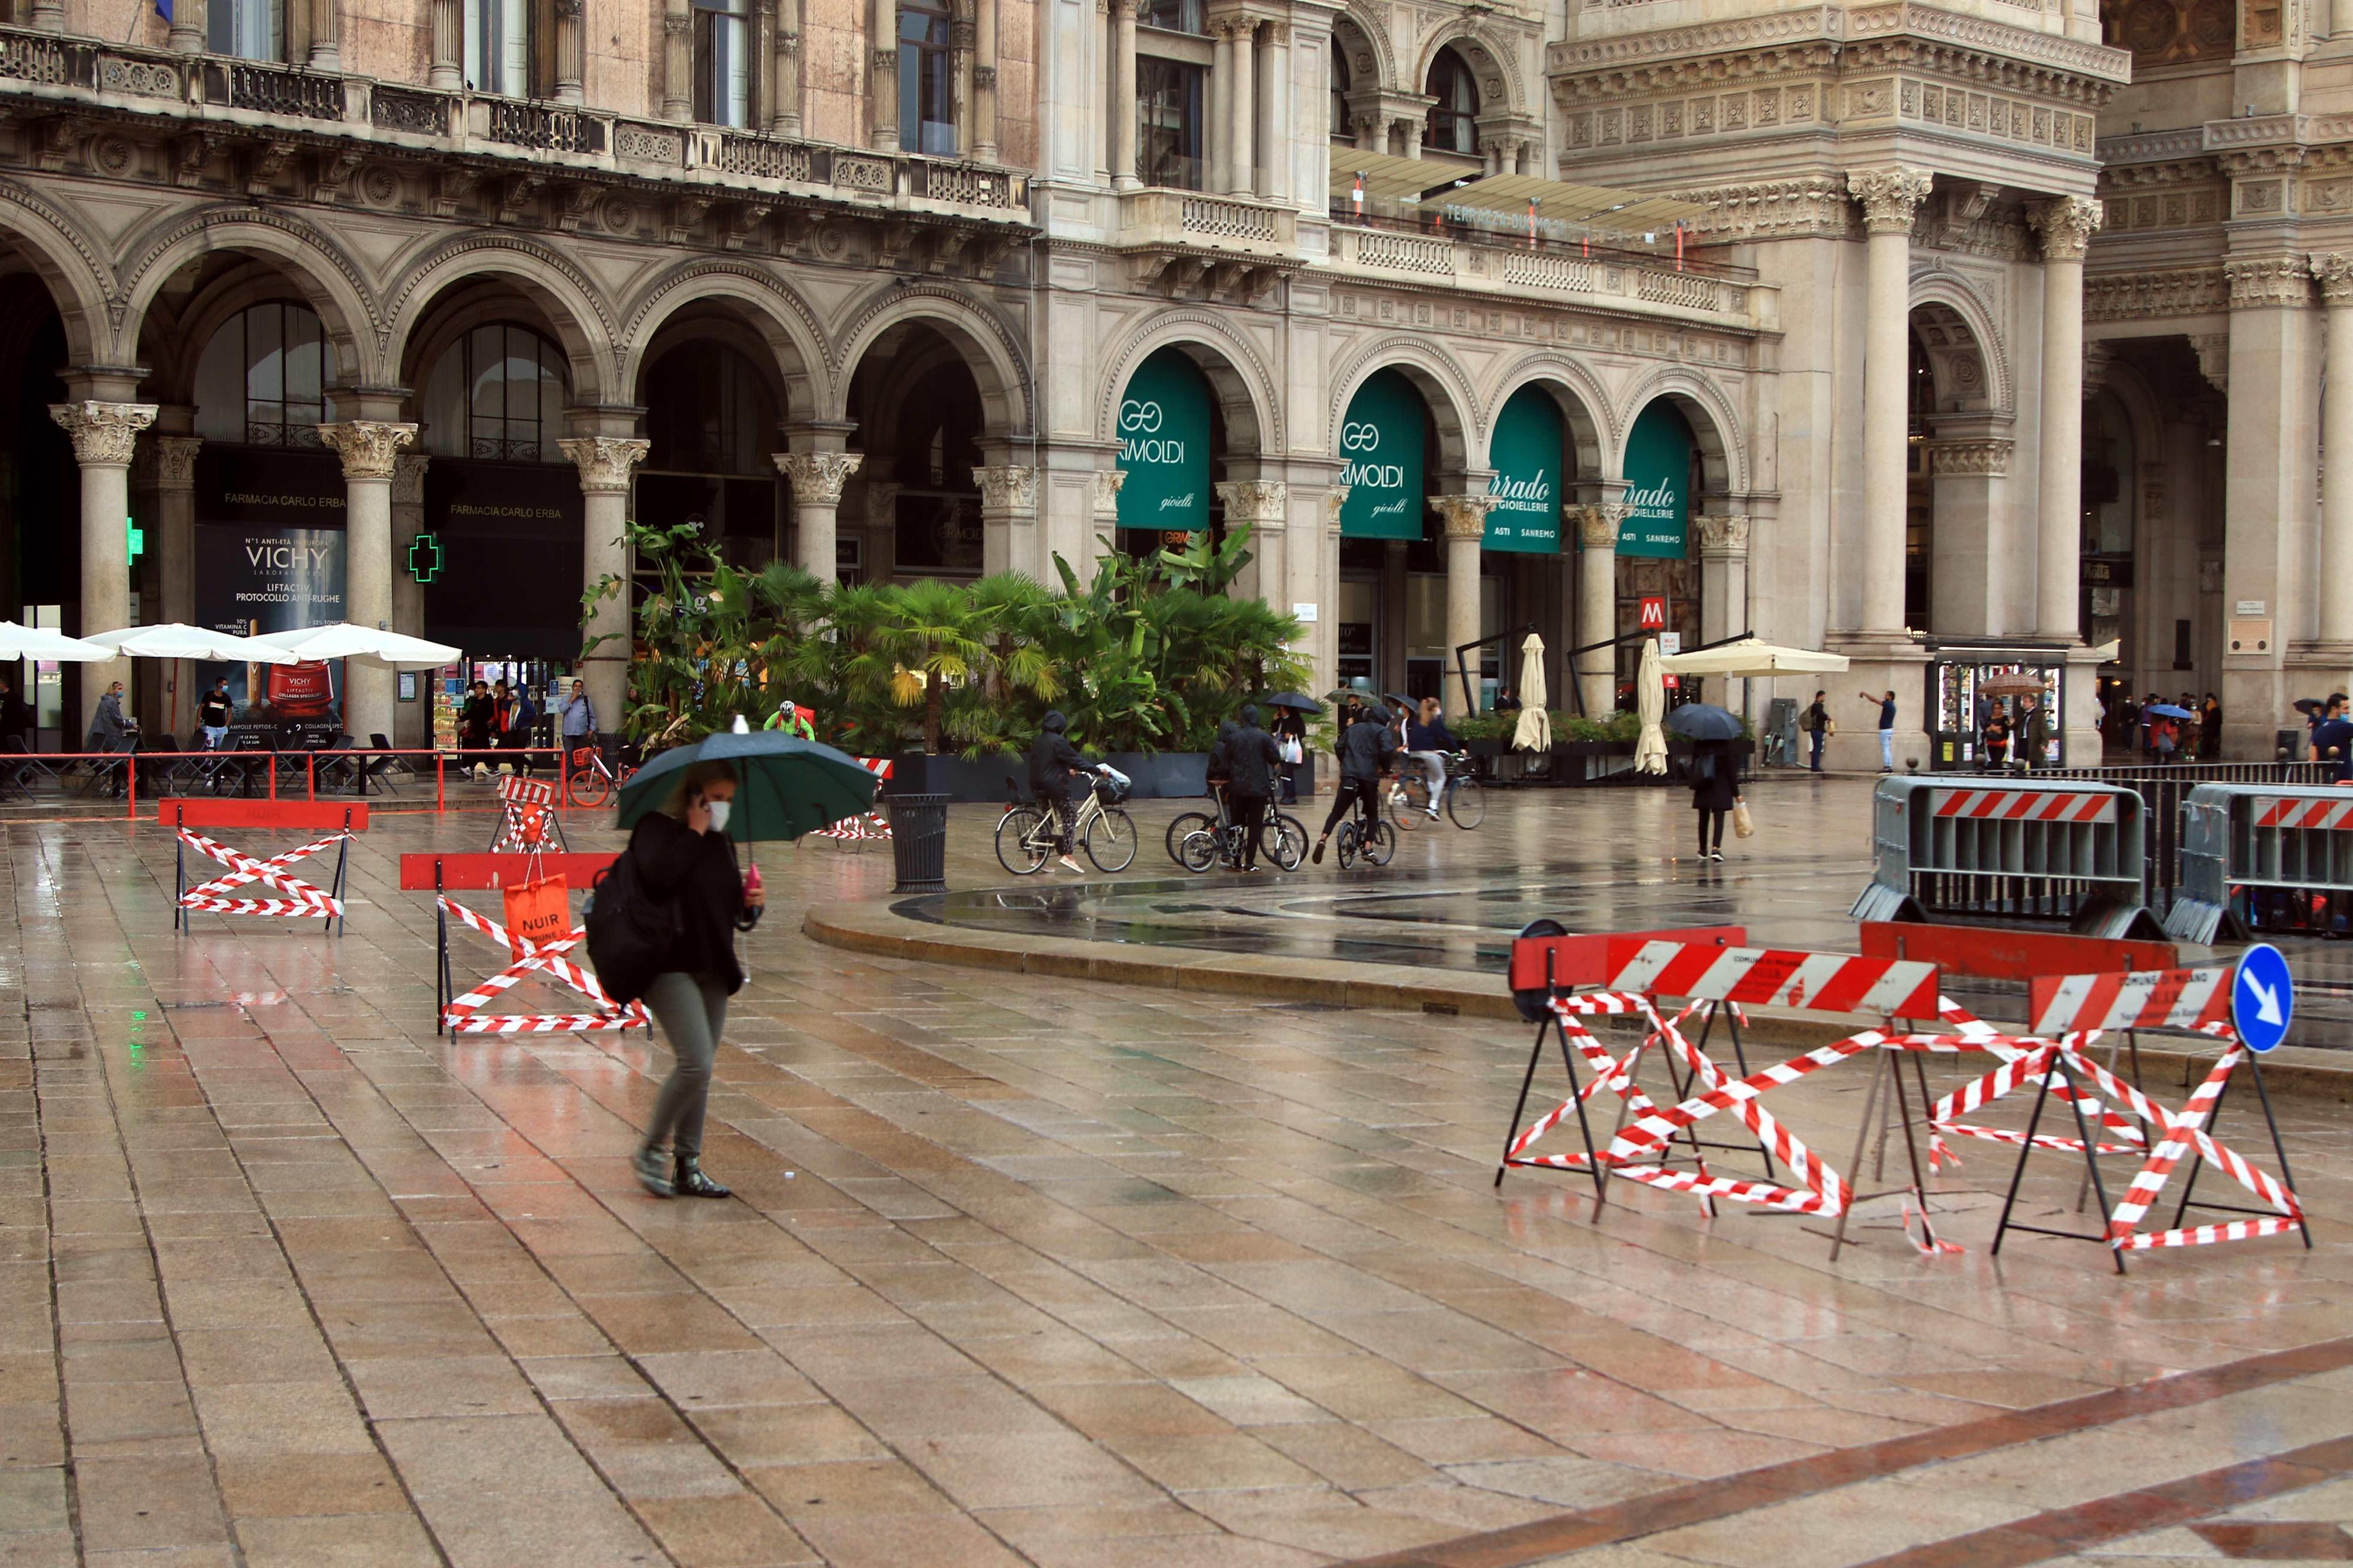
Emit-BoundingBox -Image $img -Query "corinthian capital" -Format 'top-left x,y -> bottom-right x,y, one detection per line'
1091,469 -> 1126,521
2031,196 -> 2103,262
774,451 -> 864,505
1847,168 -> 1933,234
392,452 -> 429,506
1429,494 -> 1497,541
152,435 -> 202,488
971,465 -> 1037,513
1214,479 -> 1288,525
49,401 -> 156,466
318,421 -> 418,480
558,436 -> 651,493
2315,252 -> 2353,306
1693,513 -> 1751,558
2226,255 -> 2315,311
1577,504 -> 1618,551
1324,486 -> 1349,532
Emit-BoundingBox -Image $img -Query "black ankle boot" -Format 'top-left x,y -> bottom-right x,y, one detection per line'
673,1156 -> 730,1198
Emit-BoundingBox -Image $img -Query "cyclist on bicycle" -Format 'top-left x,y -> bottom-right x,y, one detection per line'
1312,697 -> 1397,864
1027,709 -> 1090,873
1401,696 -> 1457,822
1225,704 -> 1281,872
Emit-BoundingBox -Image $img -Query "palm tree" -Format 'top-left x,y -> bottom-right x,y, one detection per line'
872,578 -> 991,753
967,572 -> 1061,707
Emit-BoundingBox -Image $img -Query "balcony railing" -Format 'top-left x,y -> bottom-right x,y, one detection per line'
1118,188 -> 1297,256
1328,222 -> 1768,326
211,59 -> 343,119
481,96 -> 602,154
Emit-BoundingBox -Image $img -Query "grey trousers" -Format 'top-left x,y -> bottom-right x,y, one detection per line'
641,972 -> 729,1160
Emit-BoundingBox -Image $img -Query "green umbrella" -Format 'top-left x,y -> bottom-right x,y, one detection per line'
615,729 -> 880,843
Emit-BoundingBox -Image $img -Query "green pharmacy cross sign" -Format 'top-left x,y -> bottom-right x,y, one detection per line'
408,531 -> 444,584
125,515 -> 144,562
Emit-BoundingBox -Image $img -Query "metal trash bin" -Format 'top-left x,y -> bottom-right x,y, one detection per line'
2279,726 -> 2308,762
885,792 -> 949,894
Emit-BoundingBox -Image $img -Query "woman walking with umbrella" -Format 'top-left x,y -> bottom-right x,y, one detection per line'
1666,703 -> 1744,861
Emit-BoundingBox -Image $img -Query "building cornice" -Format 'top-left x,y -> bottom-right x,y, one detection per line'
1548,2 -> 2128,84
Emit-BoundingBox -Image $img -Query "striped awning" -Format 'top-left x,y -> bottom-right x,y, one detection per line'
1419,172 -> 1706,231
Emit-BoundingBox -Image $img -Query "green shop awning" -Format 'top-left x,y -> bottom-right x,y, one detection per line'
1338,369 -> 1428,541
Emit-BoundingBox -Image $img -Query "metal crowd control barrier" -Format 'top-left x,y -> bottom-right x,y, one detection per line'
2167,782 -> 2353,944
1851,776 -> 2162,940
2031,760 -> 2329,916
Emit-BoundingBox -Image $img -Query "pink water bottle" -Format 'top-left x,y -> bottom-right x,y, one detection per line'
743,862 -> 764,903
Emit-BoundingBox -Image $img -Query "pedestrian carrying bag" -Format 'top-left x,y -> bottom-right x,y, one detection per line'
583,848 -> 681,1006
1732,800 -> 1755,840
1825,718 -> 1837,736
1278,735 -> 1304,766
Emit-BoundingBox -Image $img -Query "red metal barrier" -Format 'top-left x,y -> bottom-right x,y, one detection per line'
398,852 -> 620,890
1508,925 -> 1746,1002
161,798 -> 373,831
1859,922 -> 2175,982
4,748 -> 571,818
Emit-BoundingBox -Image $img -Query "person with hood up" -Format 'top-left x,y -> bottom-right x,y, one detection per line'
1028,709 -> 1092,872
1313,699 -> 1398,863
1205,719 -> 1237,816
1224,705 -> 1282,872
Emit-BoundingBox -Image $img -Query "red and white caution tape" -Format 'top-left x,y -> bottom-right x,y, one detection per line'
489,775 -> 562,854
2102,1040 -> 2302,1250
438,895 -> 649,1036
177,828 -> 345,920
1606,942 -> 1941,1020
813,758 -> 895,842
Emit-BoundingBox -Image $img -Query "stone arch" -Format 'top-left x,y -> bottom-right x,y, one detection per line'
1094,312 -> 1282,457
1331,6 -> 1394,96
382,233 -> 619,406
1414,25 -> 1522,119
1909,268 -> 2013,416
832,281 -> 1031,434
116,205 -> 384,387
0,179 -> 115,366
1615,367 -> 1747,498
1481,352 -> 1613,479
1325,334 -> 1476,472
618,259 -> 830,425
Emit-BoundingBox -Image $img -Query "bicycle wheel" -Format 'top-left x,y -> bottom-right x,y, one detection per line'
1334,821 -> 1358,870
995,807 -> 1049,875
567,765 -> 612,809
1447,777 -> 1486,829
1388,776 -> 1428,830
1268,815 -> 1307,871
1178,828 -> 1219,873
1085,807 -> 1138,872
1165,809 -> 1216,866
1364,819 -> 1396,866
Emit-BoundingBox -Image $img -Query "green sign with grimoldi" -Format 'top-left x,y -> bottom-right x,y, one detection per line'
1483,386 -> 1562,553
1618,401 -> 1693,558
1338,369 -> 1429,541
1115,346 -> 1214,532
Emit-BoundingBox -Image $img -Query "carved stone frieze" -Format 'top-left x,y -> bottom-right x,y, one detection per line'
1927,439 -> 2011,476
1674,178 -> 1851,241
2082,267 -> 2228,321
2314,252 -> 2353,306
2226,255 -> 2315,310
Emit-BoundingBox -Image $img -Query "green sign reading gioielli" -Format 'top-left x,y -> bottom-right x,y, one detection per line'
1115,347 -> 1214,532
1338,369 -> 1429,541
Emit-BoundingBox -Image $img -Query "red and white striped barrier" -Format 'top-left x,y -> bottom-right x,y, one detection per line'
2028,966 -> 2234,1038
488,775 -> 565,855
436,894 -> 648,1037
1605,940 -> 1941,1020
812,758 -> 894,843
175,828 -> 346,922
2255,796 -> 2353,830
2099,1042 -> 2304,1251
1932,788 -> 2118,823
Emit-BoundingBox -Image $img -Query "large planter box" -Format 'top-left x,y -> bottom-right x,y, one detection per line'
886,750 -> 1214,803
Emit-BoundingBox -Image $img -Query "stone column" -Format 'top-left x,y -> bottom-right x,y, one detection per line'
772,0 -> 802,134
974,0 -> 998,160
559,436 -> 649,742
865,479 -> 901,583
1214,479 -> 1288,604
1848,168 -> 1932,634
429,0 -> 461,85
168,0 -> 204,52
972,464 -> 1037,578
1263,23 -> 1289,202
154,433 -> 202,736
869,0 -> 899,149
1227,19 -> 1254,201
1575,503 -> 1618,715
318,421 -> 417,748
2223,255 -> 2320,756
663,0 -> 692,122
1091,469 -> 1125,582
775,452 -> 863,581
1431,494 -> 1495,710
389,453 -> 429,749
1926,434 -> 2012,636
1208,22 -> 1232,193
1694,513 -> 1751,649
51,401 -> 156,713
308,0 -> 339,71
2031,196 -> 2101,641
554,0 -> 586,102
2318,253 -> 2353,646
1320,486 -> 1348,694
1111,0 -> 1138,188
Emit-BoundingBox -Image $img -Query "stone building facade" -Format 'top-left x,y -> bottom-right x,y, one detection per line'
0,0 -> 2324,760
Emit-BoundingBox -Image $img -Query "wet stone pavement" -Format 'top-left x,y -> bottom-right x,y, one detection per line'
5,777 -> 2353,1566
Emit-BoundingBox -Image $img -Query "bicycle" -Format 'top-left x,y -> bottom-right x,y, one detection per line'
1332,790 -> 1395,869
1179,809 -> 1307,873
1389,750 -> 1485,830
564,741 -> 631,808
1168,789 -> 1305,872
996,767 -> 1138,874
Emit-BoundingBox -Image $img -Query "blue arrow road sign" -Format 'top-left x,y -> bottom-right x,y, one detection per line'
2231,943 -> 2294,1053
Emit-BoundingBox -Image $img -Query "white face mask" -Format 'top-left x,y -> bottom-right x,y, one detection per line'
704,798 -> 731,834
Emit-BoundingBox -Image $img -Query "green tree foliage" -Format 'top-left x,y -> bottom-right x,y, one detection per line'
581,521 -> 1311,756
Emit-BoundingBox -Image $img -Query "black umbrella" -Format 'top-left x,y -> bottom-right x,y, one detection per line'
1260,692 -> 1324,715
1664,703 -> 1744,741
1384,692 -> 1415,713
2296,698 -> 2326,716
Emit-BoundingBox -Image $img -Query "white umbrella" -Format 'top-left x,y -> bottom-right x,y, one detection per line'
1658,638 -> 1851,678
248,623 -> 461,671
84,623 -> 303,663
1635,636 -> 1669,775
1512,632 -> 1551,752
0,620 -> 114,661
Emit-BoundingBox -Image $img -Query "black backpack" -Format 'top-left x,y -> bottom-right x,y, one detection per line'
584,846 -> 680,1007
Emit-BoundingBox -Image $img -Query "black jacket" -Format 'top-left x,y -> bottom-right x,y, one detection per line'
1337,716 -> 1397,785
1028,720 -> 1086,795
627,810 -> 759,994
1207,720 -> 1236,785
459,694 -> 494,743
1688,739 -> 1740,812
1226,724 -> 1281,799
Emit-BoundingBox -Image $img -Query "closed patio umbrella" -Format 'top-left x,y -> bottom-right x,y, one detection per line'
84,624 -> 303,663
1635,638 -> 1668,775
1512,632 -> 1550,753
